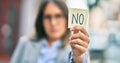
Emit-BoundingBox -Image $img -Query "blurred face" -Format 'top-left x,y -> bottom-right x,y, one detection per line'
43,2 -> 67,40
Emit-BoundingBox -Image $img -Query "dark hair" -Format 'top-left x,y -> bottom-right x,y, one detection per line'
35,0 -> 68,40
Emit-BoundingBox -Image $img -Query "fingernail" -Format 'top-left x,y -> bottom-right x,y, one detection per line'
70,27 -> 73,31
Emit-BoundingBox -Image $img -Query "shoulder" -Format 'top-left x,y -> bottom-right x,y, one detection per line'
17,36 -> 43,48
18,36 -> 30,43
17,36 -> 32,47
19,36 -> 29,42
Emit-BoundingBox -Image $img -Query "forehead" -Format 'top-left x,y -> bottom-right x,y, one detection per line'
44,2 -> 62,14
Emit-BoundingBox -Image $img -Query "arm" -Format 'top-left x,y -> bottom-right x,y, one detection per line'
10,37 -> 27,63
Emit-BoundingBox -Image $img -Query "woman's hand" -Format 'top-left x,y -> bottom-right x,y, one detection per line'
69,25 -> 90,63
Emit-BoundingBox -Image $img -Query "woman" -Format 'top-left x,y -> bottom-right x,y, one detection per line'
11,0 -> 90,63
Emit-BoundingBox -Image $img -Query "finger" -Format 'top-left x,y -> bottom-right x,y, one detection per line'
70,32 -> 90,43
70,39 -> 88,48
71,25 -> 89,36
71,44 -> 87,53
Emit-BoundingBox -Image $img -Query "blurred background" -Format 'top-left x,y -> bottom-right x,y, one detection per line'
0,0 -> 120,63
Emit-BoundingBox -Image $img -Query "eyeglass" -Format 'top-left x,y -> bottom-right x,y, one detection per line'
43,13 -> 65,22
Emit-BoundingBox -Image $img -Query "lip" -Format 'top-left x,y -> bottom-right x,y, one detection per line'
51,29 -> 57,33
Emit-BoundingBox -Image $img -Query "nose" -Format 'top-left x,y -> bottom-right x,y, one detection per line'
51,18 -> 57,26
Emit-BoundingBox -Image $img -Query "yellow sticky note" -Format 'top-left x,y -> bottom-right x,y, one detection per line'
68,8 -> 88,28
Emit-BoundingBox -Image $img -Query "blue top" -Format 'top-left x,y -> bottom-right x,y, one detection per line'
37,38 -> 89,63
10,36 -> 89,63
37,39 -> 62,63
